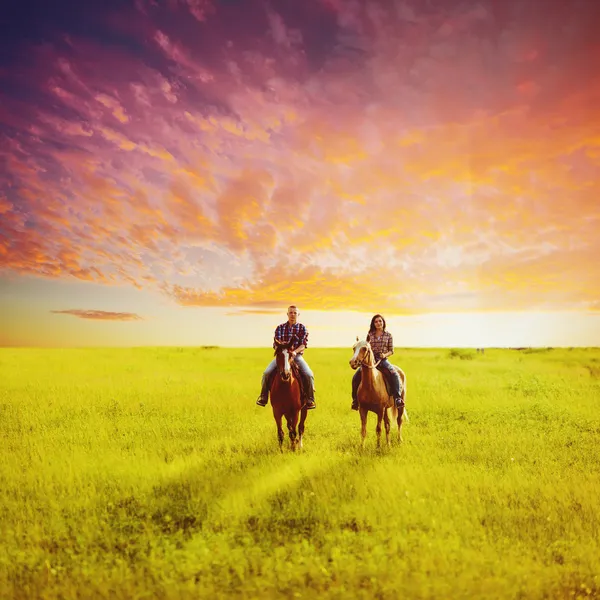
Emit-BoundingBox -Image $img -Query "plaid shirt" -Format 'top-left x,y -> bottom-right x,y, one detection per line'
274,322 -> 309,354
367,330 -> 393,359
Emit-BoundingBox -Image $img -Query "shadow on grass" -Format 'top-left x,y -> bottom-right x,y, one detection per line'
99,431 -> 397,564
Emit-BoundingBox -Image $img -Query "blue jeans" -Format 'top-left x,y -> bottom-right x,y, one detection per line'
352,359 -> 402,400
260,355 -> 315,401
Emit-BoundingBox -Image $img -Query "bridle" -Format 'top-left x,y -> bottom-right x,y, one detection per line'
275,343 -> 299,381
355,342 -> 382,369
276,348 -> 292,380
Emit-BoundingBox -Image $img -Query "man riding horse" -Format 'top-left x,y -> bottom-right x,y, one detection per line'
256,305 -> 316,410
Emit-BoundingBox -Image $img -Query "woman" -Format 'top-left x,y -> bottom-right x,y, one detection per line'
351,314 -> 403,411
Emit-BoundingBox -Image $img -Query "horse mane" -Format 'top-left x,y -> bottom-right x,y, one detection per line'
362,343 -> 375,365
353,338 -> 370,351
353,339 -> 377,367
273,339 -> 294,356
352,338 -> 365,350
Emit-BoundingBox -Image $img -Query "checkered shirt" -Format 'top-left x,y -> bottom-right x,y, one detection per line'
273,322 -> 309,354
366,330 -> 394,358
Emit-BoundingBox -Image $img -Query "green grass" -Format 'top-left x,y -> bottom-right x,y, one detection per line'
1,347 -> 599,599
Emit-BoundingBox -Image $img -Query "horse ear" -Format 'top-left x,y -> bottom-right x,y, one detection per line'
356,336 -> 359,342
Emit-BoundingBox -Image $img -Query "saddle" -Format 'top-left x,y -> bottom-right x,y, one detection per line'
378,367 -> 394,398
290,360 -> 308,401
377,365 -> 403,399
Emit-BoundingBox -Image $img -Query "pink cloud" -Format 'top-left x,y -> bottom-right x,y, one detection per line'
1,0 -> 599,315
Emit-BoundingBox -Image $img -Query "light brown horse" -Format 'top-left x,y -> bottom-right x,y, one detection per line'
270,339 -> 308,451
349,338 -> 408,447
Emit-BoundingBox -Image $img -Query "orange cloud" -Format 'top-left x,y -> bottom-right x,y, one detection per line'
225,309 -> 282,316
166,178 -> 216,238
50,310 -> 143,321
165,263 -> 418,314
95,94 -> 130,123
214,169 -> 274,251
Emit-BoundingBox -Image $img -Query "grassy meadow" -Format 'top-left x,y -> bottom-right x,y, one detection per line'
1,346 -> 599,599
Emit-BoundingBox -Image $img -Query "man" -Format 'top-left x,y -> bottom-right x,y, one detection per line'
256,305 -> 316,410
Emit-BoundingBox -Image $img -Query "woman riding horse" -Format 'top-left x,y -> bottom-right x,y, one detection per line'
351,314 -> 404,412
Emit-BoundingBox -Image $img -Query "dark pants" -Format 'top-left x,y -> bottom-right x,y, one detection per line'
352,359 -> 402,401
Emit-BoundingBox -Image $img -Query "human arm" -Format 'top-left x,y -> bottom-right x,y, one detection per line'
290,325 -> 308,357
378,333 -> 394,359
290,344 -> 305,357
382,333 -> 394,358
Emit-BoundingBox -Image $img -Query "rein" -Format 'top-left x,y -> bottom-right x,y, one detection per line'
360,347 -> 381,369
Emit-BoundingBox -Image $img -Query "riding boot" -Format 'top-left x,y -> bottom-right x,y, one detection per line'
298,368 -> 316,409
256,369 -> 275,406
383,363 -> 403,410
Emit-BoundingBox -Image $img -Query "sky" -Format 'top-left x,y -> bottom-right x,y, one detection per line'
1,0 -> 599,348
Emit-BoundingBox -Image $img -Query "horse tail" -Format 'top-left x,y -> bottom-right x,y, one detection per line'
396,366 -> 408,424
397,367 -> 407,402
398,367 -> 410,423
401,370 -> 408,423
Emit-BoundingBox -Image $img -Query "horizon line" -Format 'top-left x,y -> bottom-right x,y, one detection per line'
2,345 -> 599,350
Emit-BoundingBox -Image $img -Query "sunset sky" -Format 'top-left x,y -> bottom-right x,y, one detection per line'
1,0 -> 599,348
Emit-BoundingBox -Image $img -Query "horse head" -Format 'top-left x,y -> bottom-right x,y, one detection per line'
274,339 -> 293,381
349,338 -> 375,369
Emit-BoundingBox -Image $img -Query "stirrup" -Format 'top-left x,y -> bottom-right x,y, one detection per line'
305,399 -> 316,410
256,396 -> 268,406
351,401 -> 359,411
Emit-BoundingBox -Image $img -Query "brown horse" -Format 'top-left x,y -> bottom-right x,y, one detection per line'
349,338 -> 408,447
270,339 -> 308,451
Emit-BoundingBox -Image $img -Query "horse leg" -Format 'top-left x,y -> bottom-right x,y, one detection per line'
384,409 -> 391,447
298,408 -> 307,450
275,411 -> 285,452
359,407 -> 368,448
287,412 -> 299,451
397,402 -> 405,443
375,411 -> 383,448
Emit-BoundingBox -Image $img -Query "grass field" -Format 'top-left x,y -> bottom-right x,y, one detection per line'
1,346 -> 599,599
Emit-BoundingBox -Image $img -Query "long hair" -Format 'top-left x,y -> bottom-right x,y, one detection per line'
368,314 -> 387,337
